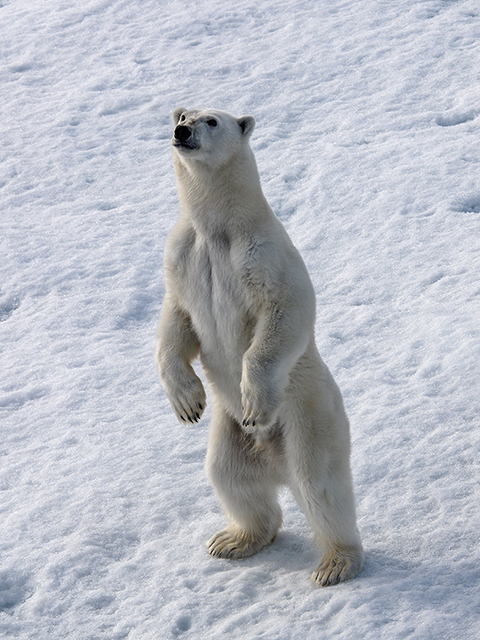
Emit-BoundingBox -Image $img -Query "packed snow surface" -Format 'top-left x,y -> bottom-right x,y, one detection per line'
1,0 -> 480,638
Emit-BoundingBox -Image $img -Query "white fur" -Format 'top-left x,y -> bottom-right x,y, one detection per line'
155,108 -> 364,586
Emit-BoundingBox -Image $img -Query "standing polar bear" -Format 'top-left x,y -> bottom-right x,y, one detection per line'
155,107 -> 364,586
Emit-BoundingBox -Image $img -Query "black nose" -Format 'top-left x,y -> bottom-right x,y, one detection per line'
174,125 -> 192,142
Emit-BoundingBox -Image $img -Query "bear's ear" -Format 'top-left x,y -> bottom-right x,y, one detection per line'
172,107 -> 187,125
237,115 -> 255,139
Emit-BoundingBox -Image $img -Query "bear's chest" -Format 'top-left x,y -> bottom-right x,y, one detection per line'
172,234 -> 255,348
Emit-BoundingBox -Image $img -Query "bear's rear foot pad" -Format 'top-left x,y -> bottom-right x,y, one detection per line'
311,545 -> 364,586
207,526 -> 274,559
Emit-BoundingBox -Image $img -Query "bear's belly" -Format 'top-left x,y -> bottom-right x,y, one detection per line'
177,243 -> 255,415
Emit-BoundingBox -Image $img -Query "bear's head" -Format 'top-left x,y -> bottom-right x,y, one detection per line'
171,108 -> 255,168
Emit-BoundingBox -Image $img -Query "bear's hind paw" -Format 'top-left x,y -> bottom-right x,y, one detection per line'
207,526 -> 273,559
311,545 -> 364,587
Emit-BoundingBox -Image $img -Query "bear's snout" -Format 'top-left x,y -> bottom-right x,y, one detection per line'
174,125 -> 192,143
173,124 -> 198,151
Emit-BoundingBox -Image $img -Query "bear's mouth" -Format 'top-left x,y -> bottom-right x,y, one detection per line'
172,139 -> 199,151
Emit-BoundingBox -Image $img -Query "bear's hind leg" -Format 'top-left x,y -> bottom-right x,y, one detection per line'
299,473 -> 363,586
205,406 -> 282,559
285,424 -> 364,586
293,469 -> 364,585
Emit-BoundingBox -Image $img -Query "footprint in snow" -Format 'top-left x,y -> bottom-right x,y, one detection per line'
436,110 -> 477,127
0,295 -> 20,322
452,197 -> 480,214
0,571 -> 34,612
173,614 -> 192,635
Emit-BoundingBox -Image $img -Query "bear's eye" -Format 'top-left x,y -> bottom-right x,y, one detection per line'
206,118 -> 218,128
179,114 -> 186,122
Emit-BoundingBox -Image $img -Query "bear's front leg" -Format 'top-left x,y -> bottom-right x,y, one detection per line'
241,358 -> 284,430
156,296 -> 206,424
240,301 -> 310,431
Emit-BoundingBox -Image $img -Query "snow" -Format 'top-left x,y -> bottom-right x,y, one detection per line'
1,0 -> 479,637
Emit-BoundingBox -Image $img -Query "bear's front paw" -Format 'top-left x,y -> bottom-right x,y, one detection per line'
241,377 -> 282,431
163,370 -> 206,424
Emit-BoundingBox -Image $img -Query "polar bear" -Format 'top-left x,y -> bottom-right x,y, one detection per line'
155,107 -> 364,586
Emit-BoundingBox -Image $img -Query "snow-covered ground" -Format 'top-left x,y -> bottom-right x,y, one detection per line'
1,0 -> 479,637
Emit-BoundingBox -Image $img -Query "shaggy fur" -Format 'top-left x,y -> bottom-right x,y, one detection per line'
155,108 -> 364,585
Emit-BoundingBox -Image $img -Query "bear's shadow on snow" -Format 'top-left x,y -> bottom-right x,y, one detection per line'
202,535 -> 470,600
203,530 -> 324,575
270,530 -> 319,567
359,547 -> 415,580
220,534 -> 401,581
196,523 -> 477,612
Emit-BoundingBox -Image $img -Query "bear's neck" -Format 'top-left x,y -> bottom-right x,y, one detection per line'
174,147 -> 272,238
